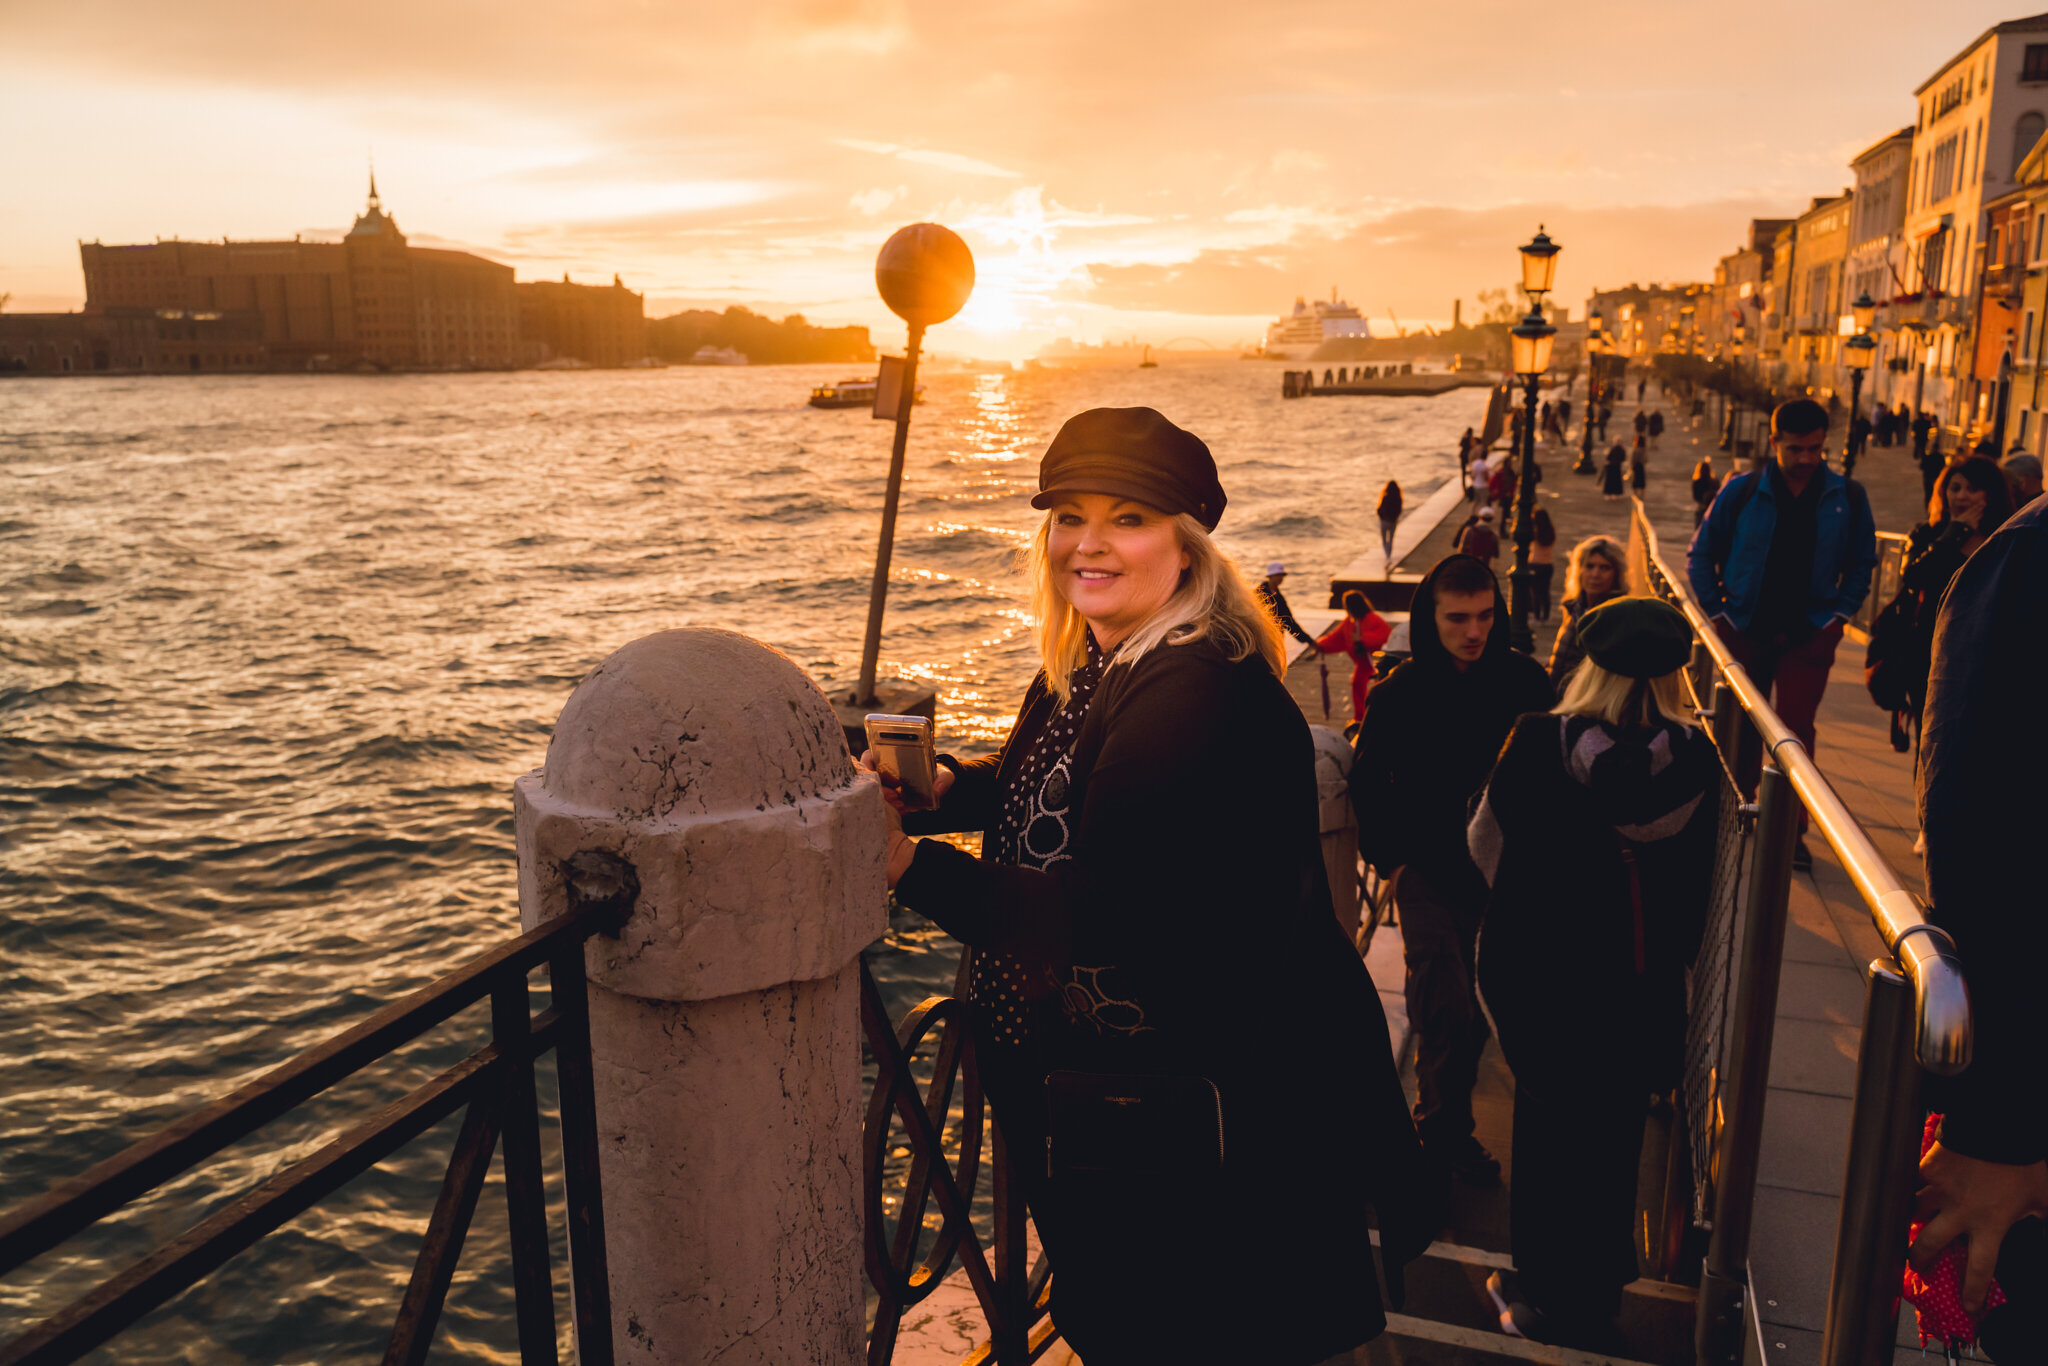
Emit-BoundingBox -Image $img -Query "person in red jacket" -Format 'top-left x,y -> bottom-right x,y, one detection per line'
1317,589 -> 1392,720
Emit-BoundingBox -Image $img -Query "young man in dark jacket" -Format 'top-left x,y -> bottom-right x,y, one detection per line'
1351,554 -> 1554,1181
1685,398 -> 1876,866
1910,492 -> 2048,1360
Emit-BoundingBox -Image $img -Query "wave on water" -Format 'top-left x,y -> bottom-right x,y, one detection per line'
1242,513 -> 1332,537
9,598 -> 98,618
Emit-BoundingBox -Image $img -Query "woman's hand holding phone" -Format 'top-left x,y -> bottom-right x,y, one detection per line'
857,752 -> 953,889
859,750 -> 955,817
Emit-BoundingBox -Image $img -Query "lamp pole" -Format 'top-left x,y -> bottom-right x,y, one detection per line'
1508,227 -> 1560,656
853,224 -> 974,707
1843,294 -> 1877,479
1575,308 -> 1601,474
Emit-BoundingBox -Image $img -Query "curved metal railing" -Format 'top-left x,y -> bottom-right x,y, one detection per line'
1628,496 -> 1972,1366
859,954 -> 1057,1365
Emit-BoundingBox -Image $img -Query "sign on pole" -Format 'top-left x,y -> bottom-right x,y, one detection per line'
872,355 -> 908,421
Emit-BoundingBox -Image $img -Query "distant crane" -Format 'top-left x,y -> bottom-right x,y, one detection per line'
1385,307 -> 1407,339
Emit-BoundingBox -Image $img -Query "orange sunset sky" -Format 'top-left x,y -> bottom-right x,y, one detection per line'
1,0 -> 2035,360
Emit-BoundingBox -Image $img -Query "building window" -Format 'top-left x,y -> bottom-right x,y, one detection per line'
2026,44 -> 2048,82
2019,112 -> 2048,178
2037,213 -> 2047,261
2028,312 -> 2038,360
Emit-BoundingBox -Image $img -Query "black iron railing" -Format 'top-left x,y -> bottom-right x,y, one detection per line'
0,865 -> 636,1366
860,953 -> 1057,1365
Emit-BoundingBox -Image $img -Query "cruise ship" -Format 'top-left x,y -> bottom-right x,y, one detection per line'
1263,290 -> 1373,359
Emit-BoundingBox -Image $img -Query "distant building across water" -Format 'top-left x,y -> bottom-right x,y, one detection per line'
1,177 -> 649,375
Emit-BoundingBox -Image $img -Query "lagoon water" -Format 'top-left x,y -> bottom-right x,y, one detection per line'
0,361 -> 1485,1361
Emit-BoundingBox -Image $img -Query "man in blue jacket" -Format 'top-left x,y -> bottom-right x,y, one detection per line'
1686,398 -> 1876,867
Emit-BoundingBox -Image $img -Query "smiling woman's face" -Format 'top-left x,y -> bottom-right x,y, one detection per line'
1047,493 -> 1189,648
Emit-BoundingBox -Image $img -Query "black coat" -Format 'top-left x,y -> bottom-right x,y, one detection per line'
898,634 -> 1427,1363
1350,556 -> 1554,892
1920,494 -> 2048,1163
1469,713 -> 1717,1095
1548,589 -> 1622,695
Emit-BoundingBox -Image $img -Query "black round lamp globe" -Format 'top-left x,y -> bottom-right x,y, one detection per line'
875,224 -> 975,327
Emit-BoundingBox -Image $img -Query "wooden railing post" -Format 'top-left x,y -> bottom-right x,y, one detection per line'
515,629 -> 888,1365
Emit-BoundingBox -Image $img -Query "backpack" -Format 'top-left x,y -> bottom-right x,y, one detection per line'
1863,589 -> 1919,713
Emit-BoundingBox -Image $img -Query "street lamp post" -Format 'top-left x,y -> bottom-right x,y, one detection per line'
1844,334 -> 1876,477
1843,292 -> 1877,478
1508,227 -> 1560,656
1723,321 -> 1748,452
1576,309 -> 1602,474
852,223 -> 975,709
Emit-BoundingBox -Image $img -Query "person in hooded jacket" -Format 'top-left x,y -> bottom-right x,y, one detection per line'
1469,597 -> 1717,1348
886,407 -> 1429,1365
1351,554 -> 1554,1182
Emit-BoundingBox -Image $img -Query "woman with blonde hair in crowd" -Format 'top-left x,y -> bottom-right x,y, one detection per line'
870,407 -> 1428,1363
1469,598 -> 1716,1349
1548,534 -> 1631,693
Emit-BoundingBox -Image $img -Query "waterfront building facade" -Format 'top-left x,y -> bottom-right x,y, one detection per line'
1847,130 -> 1918,410
515,275 -> 648,368
1704,219 -> 1791,364
1901,13 -> 2048,432
0,309 -> 269,375
2003,129 -> 2048,451
76,179 -> 520,370
1785,193 -> 1855,396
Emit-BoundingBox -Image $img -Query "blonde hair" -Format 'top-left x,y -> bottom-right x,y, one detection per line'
1555,658 -> 1697,730
1023,513 -> 1286,702
1562,534 -> 1631,601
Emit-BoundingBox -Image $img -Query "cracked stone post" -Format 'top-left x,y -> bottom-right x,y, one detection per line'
514,627 -> 888,1365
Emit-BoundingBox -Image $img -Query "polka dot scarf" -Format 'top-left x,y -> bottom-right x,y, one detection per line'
966,631 -> 1113,1048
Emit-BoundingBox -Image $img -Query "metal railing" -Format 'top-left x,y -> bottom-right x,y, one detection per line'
1846,530 -> 1910,637
0,866 -> 636,1366
861,953 -> 1057,1365
1627,497 -> 1972,1366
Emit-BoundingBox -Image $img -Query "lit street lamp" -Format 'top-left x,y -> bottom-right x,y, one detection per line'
1508,226 -> 1559,656
852,223 -> 975,710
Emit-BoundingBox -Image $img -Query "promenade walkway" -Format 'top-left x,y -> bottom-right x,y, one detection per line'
1339,385 -> 1937,1365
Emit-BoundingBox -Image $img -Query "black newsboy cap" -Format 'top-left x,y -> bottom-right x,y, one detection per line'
1576,596 -> 1694,680
1030,407 -> 1227,531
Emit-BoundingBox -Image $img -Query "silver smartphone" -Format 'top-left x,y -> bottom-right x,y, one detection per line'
864,713 -> 938,810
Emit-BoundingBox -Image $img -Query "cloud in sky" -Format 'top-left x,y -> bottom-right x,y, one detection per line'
0,0 -> 2037,354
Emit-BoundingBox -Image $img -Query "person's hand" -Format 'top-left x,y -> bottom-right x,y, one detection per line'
857,752 -> 953,889
1910,1142 -> 2048,1315
857,750 -> 954,816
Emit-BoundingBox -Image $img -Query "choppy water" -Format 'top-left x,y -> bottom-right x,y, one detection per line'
0,362 -> 1484,1362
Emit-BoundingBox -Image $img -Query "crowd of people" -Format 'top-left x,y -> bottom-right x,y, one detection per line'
860,394 -> 2048,1362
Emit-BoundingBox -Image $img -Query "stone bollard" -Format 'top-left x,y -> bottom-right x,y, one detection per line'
514,628 -> 888,1365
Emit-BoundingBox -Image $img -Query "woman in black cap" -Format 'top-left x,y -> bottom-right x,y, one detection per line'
873,406 -> 1427,1364
1465,597 -> 1717,1350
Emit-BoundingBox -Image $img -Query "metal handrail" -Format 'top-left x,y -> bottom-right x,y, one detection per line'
1630,499 -> 1970,1073
1629,496 -> 1972,1366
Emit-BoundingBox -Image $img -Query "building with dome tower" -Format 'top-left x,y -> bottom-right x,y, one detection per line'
72,176 -> 524,370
